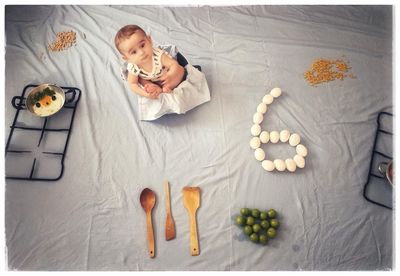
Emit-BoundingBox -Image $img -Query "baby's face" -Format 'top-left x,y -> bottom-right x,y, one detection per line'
119,31 -> 153,66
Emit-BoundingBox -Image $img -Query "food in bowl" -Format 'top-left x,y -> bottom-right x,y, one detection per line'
27,85 -> 65,117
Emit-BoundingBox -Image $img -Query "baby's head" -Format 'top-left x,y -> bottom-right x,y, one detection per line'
114,25 -> 153,64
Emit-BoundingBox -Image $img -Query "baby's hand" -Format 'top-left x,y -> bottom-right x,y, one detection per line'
162,86 -> 173,93
144,83 -> 162,94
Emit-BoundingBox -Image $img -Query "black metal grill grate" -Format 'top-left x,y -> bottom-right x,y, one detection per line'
363,112 -> 393,209
5,84 -> 81,181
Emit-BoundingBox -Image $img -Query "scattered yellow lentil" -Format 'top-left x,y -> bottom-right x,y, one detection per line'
47,30 -> 77,52
304,58 -> 356,86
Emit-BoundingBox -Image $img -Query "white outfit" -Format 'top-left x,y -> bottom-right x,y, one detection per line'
126,47 -> 166,82
120,45 -> 211,121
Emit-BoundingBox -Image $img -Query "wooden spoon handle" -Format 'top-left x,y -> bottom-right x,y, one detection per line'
164,181 -> 172,214
189,212 -> 199,256
146,211 -> 155,258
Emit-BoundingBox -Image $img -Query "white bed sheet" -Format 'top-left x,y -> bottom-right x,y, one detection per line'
4,5 -> 393,270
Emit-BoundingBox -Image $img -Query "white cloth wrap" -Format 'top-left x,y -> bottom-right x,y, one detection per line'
138,62 -> 211,120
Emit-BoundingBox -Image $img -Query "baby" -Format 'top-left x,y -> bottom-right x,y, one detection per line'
114,25 -> 185,99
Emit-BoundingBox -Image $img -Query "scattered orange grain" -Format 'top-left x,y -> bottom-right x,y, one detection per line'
304,58 -> 356,87
47,30 -> 77,52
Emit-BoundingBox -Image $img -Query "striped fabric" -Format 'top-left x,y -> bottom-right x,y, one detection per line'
126,47 -> 165,81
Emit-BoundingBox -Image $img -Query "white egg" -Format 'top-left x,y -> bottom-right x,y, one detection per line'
257,103 -> 267,114
289,133 -> 301,147
250,137 -> 261,149
253,112 -> 264,124
251,124 -> 261,136
259,131 -> 270,143
274,159 -> 286,171
296,144 -> 308,157
280,130 -> 290,143
262,94 -> 274,105
270,87 -> 282,98
254,148 -> 265,161
270,131 -> 280,143
285,158 -> 297,172
262,160 -> 275,171
294,155 -> 305,168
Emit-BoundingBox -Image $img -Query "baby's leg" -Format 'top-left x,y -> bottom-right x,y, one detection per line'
161,66 -> 185,93
159,68 -> 172,93
145,83 -> 162,94
139,78 -> 162,94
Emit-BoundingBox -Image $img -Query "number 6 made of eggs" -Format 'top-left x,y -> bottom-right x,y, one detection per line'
250,87 -> 308,172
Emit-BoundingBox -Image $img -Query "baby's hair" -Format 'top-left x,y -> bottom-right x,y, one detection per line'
115,25 -> 146,53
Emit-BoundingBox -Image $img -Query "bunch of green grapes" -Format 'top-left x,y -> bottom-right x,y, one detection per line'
235,208 -> 280,245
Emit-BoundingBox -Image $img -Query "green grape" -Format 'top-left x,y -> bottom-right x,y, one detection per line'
246,216 -> 255,226
259,234 -> 268,245
252,224 -> 261,233
251,209 -> 260,218
244,225 -> 253,235
270,218 -> 280,228
250,233 -> 259,243
240,208 -> 250,216
267,209 -> 277,219
261,220 -> 270,229
260,211 -> 268,220
235,215 -> 246,226
267,227 -> 277,238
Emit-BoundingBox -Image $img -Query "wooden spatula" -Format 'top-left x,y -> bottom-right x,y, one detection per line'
164,181 -> 176,241
182,186 -> 201,256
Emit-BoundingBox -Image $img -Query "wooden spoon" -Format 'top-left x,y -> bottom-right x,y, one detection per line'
164,181 -> 176,240
182,186 -> 201,256
140,188 -> 156,258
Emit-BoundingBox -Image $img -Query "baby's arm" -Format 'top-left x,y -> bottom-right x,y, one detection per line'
159,54 -> 185,92
127,74 -> 160,99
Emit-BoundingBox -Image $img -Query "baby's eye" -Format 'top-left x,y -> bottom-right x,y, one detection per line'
132,50 -> 136,54
140,43 -> 145,48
